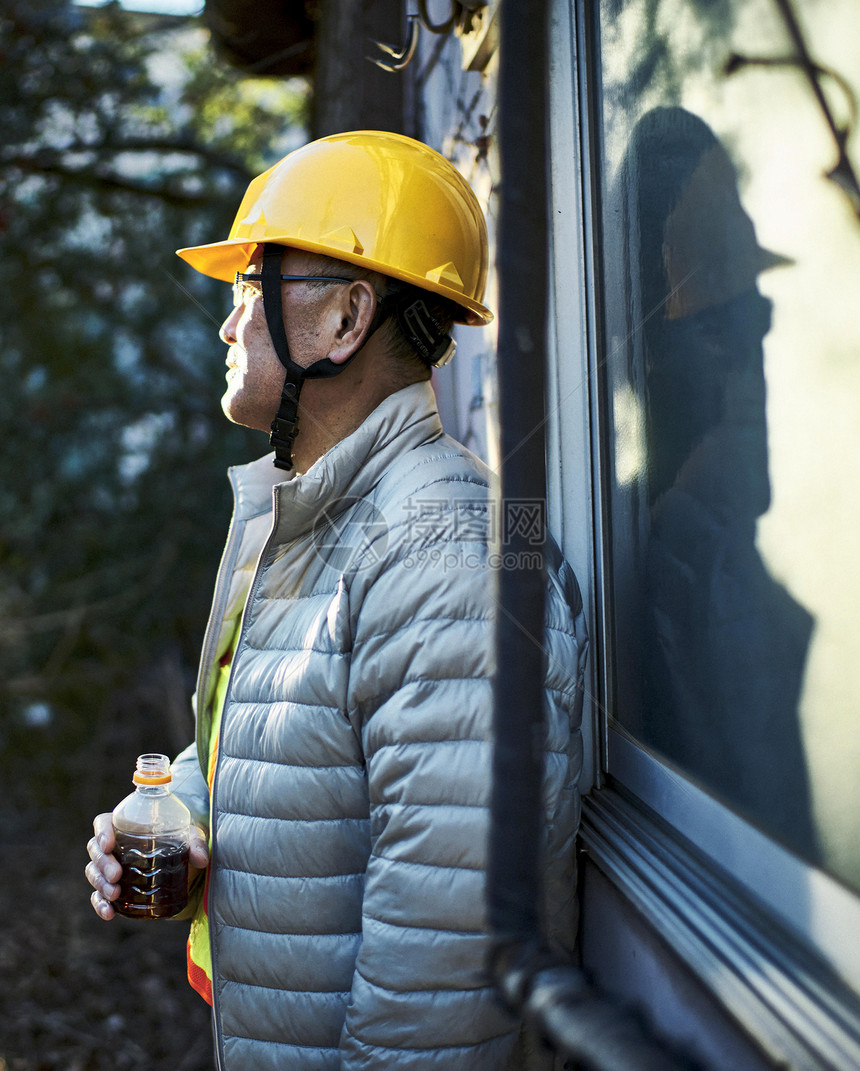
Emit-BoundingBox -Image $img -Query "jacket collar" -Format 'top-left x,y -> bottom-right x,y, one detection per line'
229,380 -> 443,539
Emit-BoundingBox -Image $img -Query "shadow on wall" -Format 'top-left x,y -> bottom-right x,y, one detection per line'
621,106 -> 820,862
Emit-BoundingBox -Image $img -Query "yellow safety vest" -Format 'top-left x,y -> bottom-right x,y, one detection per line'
186,626 -> 237,1004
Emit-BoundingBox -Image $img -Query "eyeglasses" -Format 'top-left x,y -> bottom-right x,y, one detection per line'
232,270 -> 354,309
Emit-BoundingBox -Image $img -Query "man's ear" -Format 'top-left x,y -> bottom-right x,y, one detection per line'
326,279 -> 379,365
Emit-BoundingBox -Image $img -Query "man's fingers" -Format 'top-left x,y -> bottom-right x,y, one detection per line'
92,813 -> 115,851
90,890 -> 116,921
86,835 -> 122,883
87,813 -> 122,920
188,826 -> 209,870
85,859 -> 119,899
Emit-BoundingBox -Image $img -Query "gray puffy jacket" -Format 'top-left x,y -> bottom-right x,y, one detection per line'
171,381 -> 587,1070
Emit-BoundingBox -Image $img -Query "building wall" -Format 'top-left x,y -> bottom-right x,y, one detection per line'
581,864 -> 774,1070
408,15 -> 500,470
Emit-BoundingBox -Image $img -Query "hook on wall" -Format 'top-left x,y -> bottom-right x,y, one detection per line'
368,14 -> 419,72
368,2 -> 488,73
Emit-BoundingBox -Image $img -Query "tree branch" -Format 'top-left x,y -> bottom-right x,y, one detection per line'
42,137 -> 254,181
2,155 -> 227,206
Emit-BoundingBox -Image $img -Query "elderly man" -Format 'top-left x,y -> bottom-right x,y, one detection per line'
86,131 -> 587,1070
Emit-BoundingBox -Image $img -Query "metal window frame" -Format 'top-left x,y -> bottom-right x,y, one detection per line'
582,765 -> 860,1070
547,0 -> 860,1065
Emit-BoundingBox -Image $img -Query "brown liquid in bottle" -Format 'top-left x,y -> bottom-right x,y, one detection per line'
113,832 -> 190,920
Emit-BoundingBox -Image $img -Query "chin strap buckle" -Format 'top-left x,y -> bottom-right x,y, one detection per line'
269,379 -> 300,471
397,297 -> 456,367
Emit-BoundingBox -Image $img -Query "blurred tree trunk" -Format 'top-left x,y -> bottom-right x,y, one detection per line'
312,0 -> 405,136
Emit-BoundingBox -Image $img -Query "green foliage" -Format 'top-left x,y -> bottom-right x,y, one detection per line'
0,0 -> 308,803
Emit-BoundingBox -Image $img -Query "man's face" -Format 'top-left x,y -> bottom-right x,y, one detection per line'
218,250 -> 327,433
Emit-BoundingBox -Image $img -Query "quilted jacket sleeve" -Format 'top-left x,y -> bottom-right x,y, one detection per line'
168,741 -> 211,920
339,460 -> 585,1069
170,740 -> 210,833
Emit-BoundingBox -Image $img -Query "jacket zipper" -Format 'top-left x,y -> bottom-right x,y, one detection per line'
194,470 -> 245,776
208,477 -> 282,1071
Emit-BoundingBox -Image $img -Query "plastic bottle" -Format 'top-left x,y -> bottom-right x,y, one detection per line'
112,753 -> 192,920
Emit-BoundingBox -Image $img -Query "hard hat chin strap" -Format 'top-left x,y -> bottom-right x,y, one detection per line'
261,245 -> 304,470
260,243 -> 395,470
260,246 -> 364,473
260,242 -> 455,470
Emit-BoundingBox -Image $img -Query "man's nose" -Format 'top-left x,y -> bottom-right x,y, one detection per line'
220,306 -> 241,345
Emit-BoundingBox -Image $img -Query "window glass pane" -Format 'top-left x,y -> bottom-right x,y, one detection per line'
595,0 -> 860,888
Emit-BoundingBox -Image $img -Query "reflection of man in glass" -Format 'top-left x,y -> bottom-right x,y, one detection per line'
628,107 -> 819,860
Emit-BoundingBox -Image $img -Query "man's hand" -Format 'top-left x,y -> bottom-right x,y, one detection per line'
85,813 -> 210,920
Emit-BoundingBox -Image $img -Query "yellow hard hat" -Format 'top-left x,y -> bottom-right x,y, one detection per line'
176,130 -> 493,326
